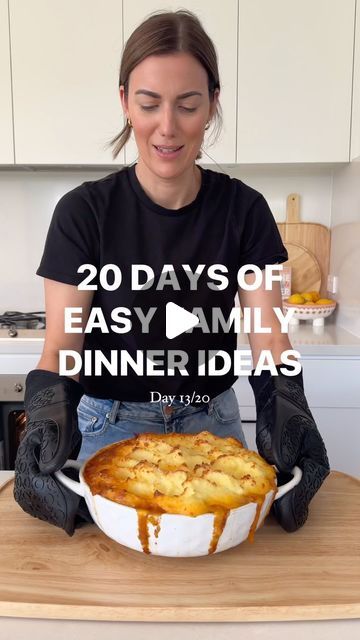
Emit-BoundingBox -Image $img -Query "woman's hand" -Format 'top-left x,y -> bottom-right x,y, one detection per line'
249,365 -> 330,532
14,279 -> 95,534
14,369 -> 92,535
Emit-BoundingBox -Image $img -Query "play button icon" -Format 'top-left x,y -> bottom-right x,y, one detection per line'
166,302 -> 199,339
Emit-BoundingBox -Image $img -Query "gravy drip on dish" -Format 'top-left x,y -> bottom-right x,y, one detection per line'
84,431 -> 277,554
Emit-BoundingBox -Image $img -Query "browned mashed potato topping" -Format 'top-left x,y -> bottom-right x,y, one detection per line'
83,431 -> 277,517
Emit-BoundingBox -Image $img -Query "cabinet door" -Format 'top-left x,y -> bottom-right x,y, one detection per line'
10,0 -> 124,164
233,376 -> 256,417
312,408 -> 360,479
234,359 -> 360,478
241,420 -> 257,452
123,0 -> 237,165
301,357 -> 360,408
351,0 -> 360,160
237,0 -> 355,162
0,0 -> 14,164
234,358 -> 360,411
240,415 -> 358,482
242,409 -> 359,482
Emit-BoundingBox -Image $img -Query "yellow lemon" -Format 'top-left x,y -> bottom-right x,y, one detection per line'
316,298 -> 334,305
308,291 -> 320,302
287,293 -> 306,304
300,292 -> 316,302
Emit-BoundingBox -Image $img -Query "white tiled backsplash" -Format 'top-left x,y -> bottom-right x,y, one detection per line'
0,162 -> 359,336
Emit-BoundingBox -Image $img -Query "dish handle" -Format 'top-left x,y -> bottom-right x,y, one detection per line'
273,465 -> 302,500
54,460 -> 85,497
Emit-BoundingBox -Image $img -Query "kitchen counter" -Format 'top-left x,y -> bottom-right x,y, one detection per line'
237,320 -> 360,356
0,470 -> 359,639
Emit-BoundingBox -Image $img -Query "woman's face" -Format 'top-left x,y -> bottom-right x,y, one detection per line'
120,52 -> 219,178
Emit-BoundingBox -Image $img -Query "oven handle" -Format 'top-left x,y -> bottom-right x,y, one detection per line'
54,460 -> 85,497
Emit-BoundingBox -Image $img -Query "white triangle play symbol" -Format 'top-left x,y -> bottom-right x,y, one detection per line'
166,302 -> 199,339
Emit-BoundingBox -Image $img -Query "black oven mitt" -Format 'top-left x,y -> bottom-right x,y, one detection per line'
13,369 -> 93,536
248,364 -> 330,532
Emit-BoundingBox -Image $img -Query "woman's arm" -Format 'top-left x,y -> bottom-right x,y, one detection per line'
237,269 -> 295,367
37,278 -> 94,380
14,278 -> 95,534
239,269 -> 330,533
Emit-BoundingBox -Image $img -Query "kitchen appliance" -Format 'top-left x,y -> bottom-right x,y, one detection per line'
0,310 -> 45,337
55,457 -> 302,557
0,379 -> 27,469
277,194 -> 331,297
0,311 -> 46,469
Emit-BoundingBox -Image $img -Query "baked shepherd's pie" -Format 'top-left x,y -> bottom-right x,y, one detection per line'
84,431 -> 277,518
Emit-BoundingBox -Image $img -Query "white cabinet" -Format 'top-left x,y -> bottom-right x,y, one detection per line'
241,410 -> 360,479
237,0 -> 356,163
233,356 -> 360,478
312,408 -> 360,478
0,0 -> 14,164
9,0 -> 124,164
302,356 -> 360,477
122,0 -> 238,165
233,375 -> 256,420
300,357 -> 360,409
241,420 -> 257,452
351,0 -> 360,160
3,1 -> 358,165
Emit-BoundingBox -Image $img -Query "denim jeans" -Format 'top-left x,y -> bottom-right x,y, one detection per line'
77,387 -> 248,462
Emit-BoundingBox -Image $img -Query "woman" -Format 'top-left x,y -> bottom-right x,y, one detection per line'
14,10 -> 329,536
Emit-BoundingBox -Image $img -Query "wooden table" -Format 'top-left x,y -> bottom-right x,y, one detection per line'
0,471 -> 359,623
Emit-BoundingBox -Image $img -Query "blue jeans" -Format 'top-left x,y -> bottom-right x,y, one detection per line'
77,387 -> 248,462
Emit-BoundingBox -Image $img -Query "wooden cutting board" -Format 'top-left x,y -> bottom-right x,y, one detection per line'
283,241 -> 321,294
277,194 -> 331,297
0,471 -> 359,623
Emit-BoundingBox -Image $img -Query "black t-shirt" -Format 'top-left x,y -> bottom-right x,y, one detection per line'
37,163 -> 288,402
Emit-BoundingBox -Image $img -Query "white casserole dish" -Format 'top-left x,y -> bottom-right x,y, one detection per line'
55,457 -> 302,557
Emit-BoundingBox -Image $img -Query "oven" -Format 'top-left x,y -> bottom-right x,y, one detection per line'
0,374 -> 26,469
0,311 -> 45,470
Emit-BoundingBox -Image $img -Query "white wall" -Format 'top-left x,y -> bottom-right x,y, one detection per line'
227,163 -> 334,224
0,168 -> 112,310
0,163 -> 337,312
330,159 -> 360,337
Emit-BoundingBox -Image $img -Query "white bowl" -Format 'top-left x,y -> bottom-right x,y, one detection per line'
55,456 -> 302,557
283,300 -> 336,326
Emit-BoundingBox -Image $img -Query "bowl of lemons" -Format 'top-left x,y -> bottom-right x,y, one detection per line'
283,291 -> 337,326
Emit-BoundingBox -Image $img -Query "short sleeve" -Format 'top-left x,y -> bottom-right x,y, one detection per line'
239,194 -> 288,272
36,188 -> 100,286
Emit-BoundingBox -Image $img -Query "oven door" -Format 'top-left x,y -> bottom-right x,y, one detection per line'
0,374 -> 26,470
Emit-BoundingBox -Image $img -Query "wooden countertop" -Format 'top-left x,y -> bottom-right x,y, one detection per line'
0,471 -> 359,623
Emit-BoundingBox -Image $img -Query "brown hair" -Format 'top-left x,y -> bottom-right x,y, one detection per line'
107,9 -> 222,161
